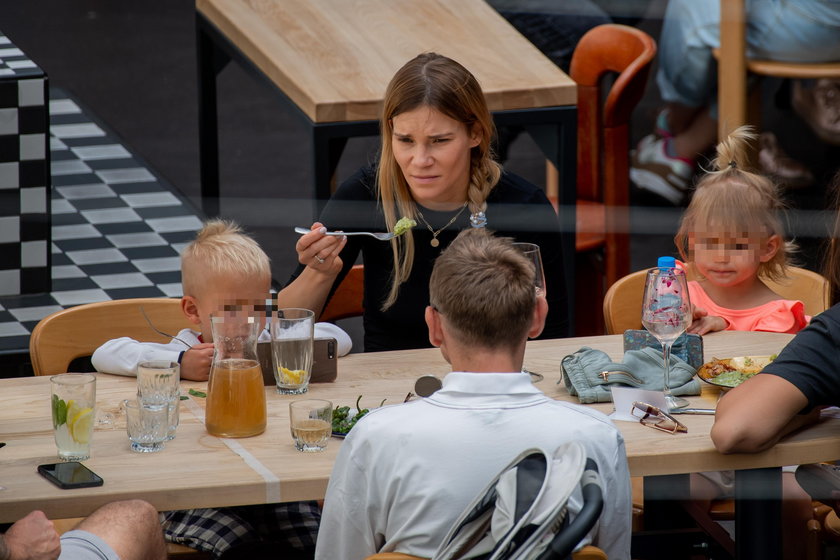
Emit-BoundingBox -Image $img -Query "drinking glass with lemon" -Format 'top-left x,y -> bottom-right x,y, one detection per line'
50,373 -> 96,461
271,308 -> 315,394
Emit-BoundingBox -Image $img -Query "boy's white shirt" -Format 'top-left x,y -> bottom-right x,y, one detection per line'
91,324 -> 352,376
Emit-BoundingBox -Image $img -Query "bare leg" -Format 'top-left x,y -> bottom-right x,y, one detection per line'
672,109 -> 718,161
76,500 -> 166,560
664,103 -> 703,135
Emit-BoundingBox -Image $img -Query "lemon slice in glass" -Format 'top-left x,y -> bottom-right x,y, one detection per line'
68,407 -> 94,444
280,367 -> 306,385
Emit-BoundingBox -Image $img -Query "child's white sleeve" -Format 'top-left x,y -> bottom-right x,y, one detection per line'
91,330 -> 197,376
315,323 -> 353,356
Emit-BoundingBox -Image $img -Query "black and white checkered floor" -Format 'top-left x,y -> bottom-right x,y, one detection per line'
0,90 -> 203,353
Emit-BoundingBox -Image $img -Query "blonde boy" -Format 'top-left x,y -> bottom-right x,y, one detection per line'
92,219 -> 271,380
93,220 -> 322,557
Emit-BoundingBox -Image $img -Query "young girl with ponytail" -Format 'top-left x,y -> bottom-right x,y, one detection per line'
678,127 -> 813,559
282,52 -> 567,351
675,126 -> 808,335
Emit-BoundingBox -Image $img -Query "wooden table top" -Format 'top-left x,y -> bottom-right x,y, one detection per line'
5,330 -> 840,523
196,0 -> 576,122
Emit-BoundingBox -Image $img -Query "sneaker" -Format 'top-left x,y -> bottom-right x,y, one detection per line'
630,135 -> 694,206
795,463 -> 840,502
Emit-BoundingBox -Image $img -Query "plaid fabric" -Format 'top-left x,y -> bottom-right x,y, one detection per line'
160,502 -> 321,558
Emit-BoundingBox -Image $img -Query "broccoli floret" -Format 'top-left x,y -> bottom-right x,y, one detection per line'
393,217 -> 417,237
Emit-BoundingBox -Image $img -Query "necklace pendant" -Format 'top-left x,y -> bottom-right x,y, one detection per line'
430,238 -> 440,248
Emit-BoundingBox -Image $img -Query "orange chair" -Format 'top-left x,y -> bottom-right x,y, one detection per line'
320,264 -> 364,322
567,24 -> 657,334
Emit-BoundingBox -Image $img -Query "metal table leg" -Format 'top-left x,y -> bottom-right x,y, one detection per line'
196,13 -> 230,218
735,467 -> 782,560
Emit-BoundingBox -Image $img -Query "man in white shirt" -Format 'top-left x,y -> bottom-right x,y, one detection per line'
315,229 -> 632,560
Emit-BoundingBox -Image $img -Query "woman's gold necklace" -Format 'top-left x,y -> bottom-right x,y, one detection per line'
415,202 -> 469,247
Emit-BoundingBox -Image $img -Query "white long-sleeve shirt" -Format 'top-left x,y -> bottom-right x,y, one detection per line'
92,323 -> 352,376
315,371 -> 632,560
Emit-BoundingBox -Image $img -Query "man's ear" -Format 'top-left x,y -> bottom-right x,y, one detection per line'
760,234 -> 782,263
181,296 -> 201,326
527,297 -> 548,339
425,306 -> 444,348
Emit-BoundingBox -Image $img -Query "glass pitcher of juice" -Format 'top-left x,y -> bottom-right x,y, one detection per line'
205,309 -> 267,438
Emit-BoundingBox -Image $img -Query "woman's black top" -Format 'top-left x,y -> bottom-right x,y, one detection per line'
288,166 -> 569,352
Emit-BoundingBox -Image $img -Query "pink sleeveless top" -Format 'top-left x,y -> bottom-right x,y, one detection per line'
688,281 -> 809,334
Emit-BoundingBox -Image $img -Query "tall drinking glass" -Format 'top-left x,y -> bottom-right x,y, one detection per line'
50,373 -> 96,461
271,308 -> 315,394
642,266 -> 691,410
137,360 -> 180,440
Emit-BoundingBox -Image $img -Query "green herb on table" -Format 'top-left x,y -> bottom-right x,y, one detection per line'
332,395 -> 384,434
188,388 -> 207,398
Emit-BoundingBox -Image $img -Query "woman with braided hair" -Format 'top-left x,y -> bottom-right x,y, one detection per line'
281,52 -> 568,351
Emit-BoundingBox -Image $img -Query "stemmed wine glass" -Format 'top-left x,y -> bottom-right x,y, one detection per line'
512,243 -> 547,298
641,264 -> 691,410
513,243 -> 546,380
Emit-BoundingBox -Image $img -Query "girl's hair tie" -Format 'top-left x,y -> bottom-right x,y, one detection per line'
728,160 -> 737,169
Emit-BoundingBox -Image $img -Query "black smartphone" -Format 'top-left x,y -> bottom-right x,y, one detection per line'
38,462 -> 104,489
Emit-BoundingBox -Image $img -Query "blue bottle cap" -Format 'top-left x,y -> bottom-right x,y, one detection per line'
657,256 -> 676,269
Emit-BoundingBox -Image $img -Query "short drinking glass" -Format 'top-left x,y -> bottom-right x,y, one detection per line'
137,360 -> 180,440
124,399 -> 167,453
289,399 -> 332,452
51,373 -> 96,461
272,308 -> 315,394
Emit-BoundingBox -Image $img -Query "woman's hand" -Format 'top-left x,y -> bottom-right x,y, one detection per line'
687,305 -> 728,335
296,223 -> 347,275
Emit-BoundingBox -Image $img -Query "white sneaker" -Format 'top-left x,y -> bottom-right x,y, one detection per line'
630,135 -> 694,205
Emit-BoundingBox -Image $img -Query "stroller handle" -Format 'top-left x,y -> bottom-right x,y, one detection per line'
536,458 -> 605,560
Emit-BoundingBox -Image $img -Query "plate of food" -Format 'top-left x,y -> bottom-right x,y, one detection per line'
696,355 -> 777,389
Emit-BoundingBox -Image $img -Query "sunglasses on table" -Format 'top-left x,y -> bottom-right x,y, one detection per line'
631,401 -> 688,434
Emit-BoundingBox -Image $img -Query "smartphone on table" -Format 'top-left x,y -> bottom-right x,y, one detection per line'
38,462 -> 104,489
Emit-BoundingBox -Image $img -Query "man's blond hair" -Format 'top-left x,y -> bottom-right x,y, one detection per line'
429,229 -> 535,349
181,220 -> 270,297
